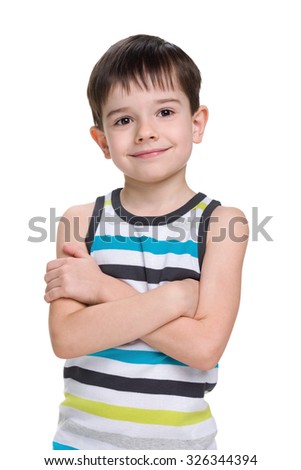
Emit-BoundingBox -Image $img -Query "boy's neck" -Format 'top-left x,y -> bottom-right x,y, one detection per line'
120,174 -> 196,217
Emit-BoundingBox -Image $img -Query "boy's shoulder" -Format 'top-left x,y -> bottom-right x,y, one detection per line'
210,204 -> 247,221
207,204 -> 249,244
59,201 -> 96,247
62,201 -> 95,220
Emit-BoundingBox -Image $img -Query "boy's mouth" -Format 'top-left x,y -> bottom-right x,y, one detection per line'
131,147 -> 171,159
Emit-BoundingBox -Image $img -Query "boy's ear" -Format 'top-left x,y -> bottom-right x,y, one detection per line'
90,126 -> 111,159
192,106 -> 209,144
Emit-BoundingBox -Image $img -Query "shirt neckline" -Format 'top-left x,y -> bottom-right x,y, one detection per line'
111,188 -> 207,226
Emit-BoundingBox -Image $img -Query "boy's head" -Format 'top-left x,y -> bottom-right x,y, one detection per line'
87,34 -> 201,130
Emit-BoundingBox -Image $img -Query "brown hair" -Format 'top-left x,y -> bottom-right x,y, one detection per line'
87,34 -> 201,129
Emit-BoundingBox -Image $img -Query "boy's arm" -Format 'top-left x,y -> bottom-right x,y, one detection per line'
48,205 -> 198,359
46,204 -> 248,368
142,206 -> 249,370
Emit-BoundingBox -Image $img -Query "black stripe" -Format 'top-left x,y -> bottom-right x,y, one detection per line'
205,383 -> 217,393
100,265 -> 200,283
85,196 -> 105,254
64,366 -> 215,398
198,200 -> 221,271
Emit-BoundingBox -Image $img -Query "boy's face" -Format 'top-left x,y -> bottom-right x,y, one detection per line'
91,79 -> 208,185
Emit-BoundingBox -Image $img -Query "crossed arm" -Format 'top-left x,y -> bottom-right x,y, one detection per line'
45,204 -> 248,370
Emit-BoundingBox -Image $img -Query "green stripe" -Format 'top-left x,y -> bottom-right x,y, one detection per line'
62,393 -> 212,427
104,199 -> 112,206
193,201 -> 208,211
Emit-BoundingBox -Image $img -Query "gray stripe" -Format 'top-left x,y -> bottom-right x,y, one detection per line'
60,417 -> 217,450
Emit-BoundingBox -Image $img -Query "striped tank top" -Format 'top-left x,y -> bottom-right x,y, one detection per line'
53,188 -> 221,450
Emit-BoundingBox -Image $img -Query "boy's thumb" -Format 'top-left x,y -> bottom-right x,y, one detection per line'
63,242 -> 89,259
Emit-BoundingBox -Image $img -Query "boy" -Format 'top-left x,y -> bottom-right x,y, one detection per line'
44,34 -> 248,450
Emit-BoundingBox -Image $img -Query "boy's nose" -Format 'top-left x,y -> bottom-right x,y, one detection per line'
135,121 -> 159,143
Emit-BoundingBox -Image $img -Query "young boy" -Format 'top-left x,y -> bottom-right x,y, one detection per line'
44,34 -> 248,450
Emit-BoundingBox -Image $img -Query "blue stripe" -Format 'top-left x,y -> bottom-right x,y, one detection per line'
88,348 -> 187,366
90,235 -> 198,258
53,441 -> 78,450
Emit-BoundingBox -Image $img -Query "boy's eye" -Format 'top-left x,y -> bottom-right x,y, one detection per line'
115,117 -> 132,126
158,109 -> 174,117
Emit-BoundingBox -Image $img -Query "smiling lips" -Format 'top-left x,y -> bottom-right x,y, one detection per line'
131,147 -> 171,159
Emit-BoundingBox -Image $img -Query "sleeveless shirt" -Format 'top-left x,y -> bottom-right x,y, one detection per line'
53,188 -> 221,450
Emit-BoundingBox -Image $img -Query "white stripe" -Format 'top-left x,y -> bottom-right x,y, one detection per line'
64,378 -> 209,412
117,340 -> 162,351
65,355 -> 217,383
117,278 -> 148,293
101,220 -> 200,243
91,249 -> 199,272
121,279 -> 167,292
99,217 -> 200,243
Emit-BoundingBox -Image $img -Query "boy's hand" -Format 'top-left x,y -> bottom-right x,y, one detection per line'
44,243 -> 103,305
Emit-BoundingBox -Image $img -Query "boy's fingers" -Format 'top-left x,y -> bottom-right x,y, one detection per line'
44,287 -> 61,303
44,268 -> 60,284
63,242 -> 89,259
46,259 -> 65,272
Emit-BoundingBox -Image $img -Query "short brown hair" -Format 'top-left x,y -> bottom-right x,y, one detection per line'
87,34 -> 201,129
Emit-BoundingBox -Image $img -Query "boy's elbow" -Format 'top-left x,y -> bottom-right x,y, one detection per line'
199,357 -> 220,371
191,345 -> 223,371
53,348 -> 67,360
49,324 -> 75,359
193,358 -> 219,371
50,336 -> 71,359
51,342 -> 78,360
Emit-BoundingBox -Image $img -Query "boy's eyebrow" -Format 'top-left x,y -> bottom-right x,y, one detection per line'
106,99 -> 182,119
155,98 -> 182,105
106,107 -> 131,119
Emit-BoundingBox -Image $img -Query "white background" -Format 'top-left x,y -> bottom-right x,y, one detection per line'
1,0 -> 300,468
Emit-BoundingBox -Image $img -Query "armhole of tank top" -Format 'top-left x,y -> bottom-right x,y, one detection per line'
85,195 -> 105,254
198,200 -> 221,271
